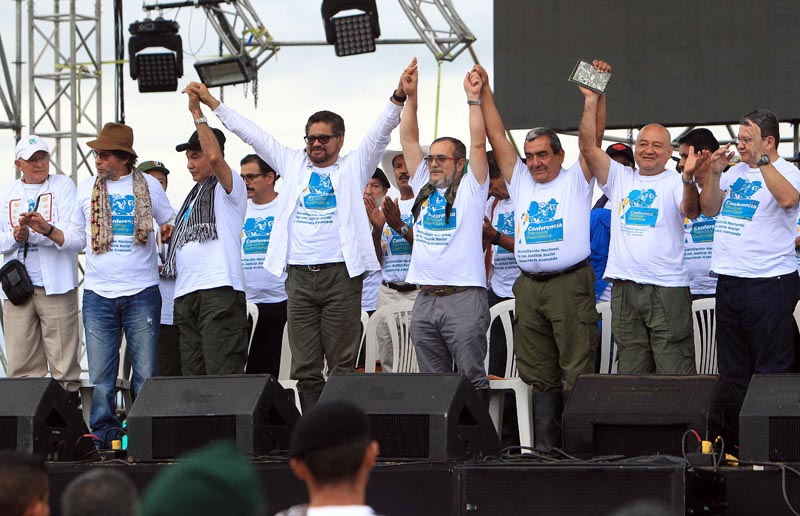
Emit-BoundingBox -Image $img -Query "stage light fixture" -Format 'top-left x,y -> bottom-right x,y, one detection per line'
193,54 -> 257,88
128,18 -> 183,93
322,0 -> 381,57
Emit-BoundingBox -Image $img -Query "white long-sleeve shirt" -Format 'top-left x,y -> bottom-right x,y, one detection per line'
214,100 -> 402,278
0,175 -> 79,298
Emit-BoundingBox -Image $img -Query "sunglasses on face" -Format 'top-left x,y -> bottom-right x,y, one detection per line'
423,155 -> 458,166
304,134 -> 339,145
240,172 -> 266,181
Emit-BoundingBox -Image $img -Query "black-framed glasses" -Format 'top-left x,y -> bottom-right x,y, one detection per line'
423,155 -> 458,166
304,134 -> 339,145
241,172 -> 267,181
92,150 -> 114,160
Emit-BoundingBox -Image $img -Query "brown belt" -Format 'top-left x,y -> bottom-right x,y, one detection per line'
421,286 -> 469,297
382,281 -> 420,293
520,258 -> 590,283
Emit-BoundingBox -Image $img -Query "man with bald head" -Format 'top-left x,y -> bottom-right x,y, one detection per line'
578,82 -> 700,374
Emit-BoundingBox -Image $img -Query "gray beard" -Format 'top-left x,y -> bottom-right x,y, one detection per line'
430,177 -> 453,189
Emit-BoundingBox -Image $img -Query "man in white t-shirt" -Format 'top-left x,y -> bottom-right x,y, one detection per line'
196,61 -> 414,410
22,123 -> 173,447
364,152 -> 418,372
476,64 -> 600,451
164,83 -> 248,376
700,109 -> 800,399
676,129 -> 720,300
400,66 -> 491,398
2,136 -> 81,403
578,73 -> 700,376
240,153 -> 287,376
140,160 -> 182,376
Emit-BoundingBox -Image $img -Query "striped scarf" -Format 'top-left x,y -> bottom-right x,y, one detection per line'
90,168 -> 153,254
160,176 -> 218,279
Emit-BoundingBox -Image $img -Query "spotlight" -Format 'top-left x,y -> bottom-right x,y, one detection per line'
193,54 -> 256,88
321,0 -> 381,57
128,18 -> 183,93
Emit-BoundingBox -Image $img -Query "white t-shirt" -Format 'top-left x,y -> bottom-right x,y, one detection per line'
711,158 -> 800,278
175,174 -> 248,299
287,164 -> 345,265
242,197 -> 287,304
509,159 -> 594,273
18,183 -> 44,286
601,160 -> 688,286
306,506 -> 377,516
380,197 -> 415,284
683,206 -> 717,296
405,162 -> 489,287
486,196 -> 519,298
362,270 -> 381,311
74,172 -> 174,296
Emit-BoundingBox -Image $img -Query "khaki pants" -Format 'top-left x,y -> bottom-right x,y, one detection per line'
611,280 -> 696,374
4,287 -> 81,392
513,266 -> 598,393
375,283 -> 418,372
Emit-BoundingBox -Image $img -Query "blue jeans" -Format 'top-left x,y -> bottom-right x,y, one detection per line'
83,286 -> 161,444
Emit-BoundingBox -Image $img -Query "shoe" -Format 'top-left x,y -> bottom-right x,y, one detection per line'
533,391 -> 564,454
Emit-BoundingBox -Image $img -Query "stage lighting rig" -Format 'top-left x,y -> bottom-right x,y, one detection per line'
321,0 -> 381,57
128,18 -> 183,93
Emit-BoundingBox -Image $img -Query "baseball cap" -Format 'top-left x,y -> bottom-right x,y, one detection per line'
139,160 -> 170,175
15,135 -> 50,161
371,168 -> 390,190
605,143 -> 635,166
175,128 -> 226,153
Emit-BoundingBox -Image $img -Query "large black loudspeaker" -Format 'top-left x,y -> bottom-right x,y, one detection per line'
320,373 -> 500,461
740,374 -> 800,462
0,378 -> 87,461
563,375 -> 740,458
127,375 -> 300,462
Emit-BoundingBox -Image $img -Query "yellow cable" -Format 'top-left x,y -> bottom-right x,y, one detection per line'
433,59 -> 442,139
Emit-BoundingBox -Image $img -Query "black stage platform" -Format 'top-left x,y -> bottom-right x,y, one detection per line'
46,459 -> 800,516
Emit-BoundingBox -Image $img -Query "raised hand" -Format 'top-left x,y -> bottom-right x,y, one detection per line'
464,70 -> 482,98
683,145 -> 711,179
400,58 -> 418,99
364,195 -> 386,229
182,82 -> 218,109
473,64 -> 489,87
709,144 -> 735,176
740,121 -> 768,157
381,197 -> 403,231
577,59 -> 611,98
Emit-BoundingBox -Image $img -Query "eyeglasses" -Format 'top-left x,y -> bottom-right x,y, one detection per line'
240,172 -> 266,181
304,134 -> 339,145
92,150 -> 114,160
23,154 -> 49,164
734,136 -> 767,145
423,155 -> 459,166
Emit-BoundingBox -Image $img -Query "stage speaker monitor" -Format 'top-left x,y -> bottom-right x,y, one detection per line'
127,374 -> 300,462
0,378 -> 87,461
563,375 -> 740,458
319,373 -> 500,461
740,374 -> 800,463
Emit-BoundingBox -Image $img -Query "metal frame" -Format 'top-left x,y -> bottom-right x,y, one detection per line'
28,0 -> 102,182
397,0 -> 475,62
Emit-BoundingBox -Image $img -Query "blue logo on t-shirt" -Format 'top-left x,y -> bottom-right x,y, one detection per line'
495,211 -> 515,254
303,172 -> 336,210
523,199 -> 563,244
686,213 -> 716,244
721,178 -> 762,220
387,213 -> 413,255
421,191 -> 457,231
242,216 -> 274,255
110,194 -> 135,236
621,189 -> 658,226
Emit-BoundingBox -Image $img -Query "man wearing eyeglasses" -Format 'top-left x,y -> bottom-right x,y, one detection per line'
239,153 -> 286,377
162,84 -> 249,378
0,136 -> 81,405
400,65 -> 492,401
473,64 -> 601,452
700,109 -> 800,400
189,60 -> 414,410
578,64 -> 701,379
21,123 -> 173,448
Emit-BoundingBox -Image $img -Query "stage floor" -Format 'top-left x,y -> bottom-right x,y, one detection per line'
46,458 -> 800,516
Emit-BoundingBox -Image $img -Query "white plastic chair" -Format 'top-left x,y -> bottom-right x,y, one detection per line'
596,302 -> 617,374
353,310 -> 371,369
692,297 -> 717,374
244,301 -> 259,371
482,299 -> 534,451
364,301 -> 417,373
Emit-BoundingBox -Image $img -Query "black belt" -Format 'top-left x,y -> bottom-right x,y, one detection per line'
289,262 -> 344,272
382,281 -> 419,293
520,258 -> 590,283
421,286 -> 469,297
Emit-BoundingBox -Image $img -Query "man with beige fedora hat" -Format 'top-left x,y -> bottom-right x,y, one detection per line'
22,122 -> 174,447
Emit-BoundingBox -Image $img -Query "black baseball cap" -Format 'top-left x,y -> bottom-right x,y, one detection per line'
176,128 -> 226,153
605,143 -> 635,166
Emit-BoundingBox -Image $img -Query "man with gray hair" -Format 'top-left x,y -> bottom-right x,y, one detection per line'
61,468 -> 138,516
474,64 -> 602,452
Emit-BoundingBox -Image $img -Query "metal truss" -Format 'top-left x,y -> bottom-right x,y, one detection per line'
28,0 -> 102,182
397,0 -> 475,62
200,0 -> 279,70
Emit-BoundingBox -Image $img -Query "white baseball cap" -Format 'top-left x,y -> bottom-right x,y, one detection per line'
15,135 -> 50,161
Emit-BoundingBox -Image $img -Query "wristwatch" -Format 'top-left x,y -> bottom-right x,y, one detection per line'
682,176 -> 696,185
398,224 -> 409,236
490,231 -> 501,245
194,116 -> 208,125
756,154 -> 771,167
